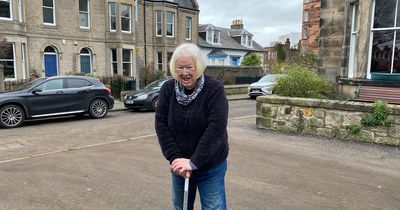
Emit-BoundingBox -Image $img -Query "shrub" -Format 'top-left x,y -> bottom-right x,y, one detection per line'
361,100 -> 392,127
241,53 -> 262,66
274,64 -> 332,98
345,124 -> 361,134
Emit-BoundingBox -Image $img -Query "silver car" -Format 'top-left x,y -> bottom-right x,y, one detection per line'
248,74 -> 282,99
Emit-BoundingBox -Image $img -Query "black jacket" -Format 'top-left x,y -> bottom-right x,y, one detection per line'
155,75 -> 229,169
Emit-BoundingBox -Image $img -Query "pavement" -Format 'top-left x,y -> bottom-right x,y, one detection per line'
111,93 -> 250,111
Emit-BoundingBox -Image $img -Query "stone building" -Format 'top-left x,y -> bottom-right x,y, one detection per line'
301,0 -> 321,54
0,0 -> 198,81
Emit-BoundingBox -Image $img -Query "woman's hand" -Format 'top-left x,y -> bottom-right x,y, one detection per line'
171,158 -> 192,178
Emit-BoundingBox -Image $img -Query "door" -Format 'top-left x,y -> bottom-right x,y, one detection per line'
44,53 -> 58,77
26,78 -> 66,117
63,78 -> 94,112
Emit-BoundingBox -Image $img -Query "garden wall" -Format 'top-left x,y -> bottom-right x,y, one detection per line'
256,95 -> 400,146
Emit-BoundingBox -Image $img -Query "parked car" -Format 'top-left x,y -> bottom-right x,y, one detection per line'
0,76 -> 114,128
248,74 -> 282,99
124,77 -> 171,111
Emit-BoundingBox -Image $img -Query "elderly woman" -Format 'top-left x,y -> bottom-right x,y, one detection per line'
155,43 -> 229,210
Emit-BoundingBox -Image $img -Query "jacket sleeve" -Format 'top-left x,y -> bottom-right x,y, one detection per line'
190,83 -> 228,168
155,82 -> 182,163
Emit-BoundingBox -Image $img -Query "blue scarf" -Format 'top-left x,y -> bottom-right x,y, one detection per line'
175,74 -> 205,106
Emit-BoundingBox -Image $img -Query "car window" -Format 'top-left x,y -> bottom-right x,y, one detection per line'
16,78 -> 46,91
66,78 -> 92,88
145,78 -> 168,89
36,79 -> 64,91
259,75 -> 276,83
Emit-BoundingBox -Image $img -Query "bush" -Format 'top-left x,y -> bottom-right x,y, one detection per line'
274,65 -> 332,98
345,124 -> 361,134
361,100 -> 392,127
241,53 -> 262,66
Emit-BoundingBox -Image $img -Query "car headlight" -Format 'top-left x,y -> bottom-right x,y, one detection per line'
125,95 -> 133,100
136,94 -> 148,100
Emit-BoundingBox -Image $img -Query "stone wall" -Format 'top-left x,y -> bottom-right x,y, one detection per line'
205,66 -> 265,85
256,95 -> 400,146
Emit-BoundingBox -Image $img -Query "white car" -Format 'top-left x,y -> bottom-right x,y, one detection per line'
248,74 -> 282,99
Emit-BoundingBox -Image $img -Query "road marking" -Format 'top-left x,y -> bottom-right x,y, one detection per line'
0,134 -> 157,165
231,115 -> 256,120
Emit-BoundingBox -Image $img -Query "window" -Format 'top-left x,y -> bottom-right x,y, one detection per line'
247,36 -> 252,47
185,17 -> 192,40
241,35 -> 246,45
109,2 -> 116,31
111,49 -> 117,75
155,11 -> 162,36
121,4 -> 131,33
42,0 -> 55,25
80,48 -> 92,74
303,10 -> 309,22
370,0 -> 400,74
0,0 -> 12,20
18,0 -> 22,22
166,11 -> 174,37
207,30 -> 220,44
303,27 -> 309,39
66,78 -> 92,88
167,52 -> 172,74
157,52 -> 163,71
79,0 -> 90,28
122,49 -> 132,76
37,79 -> 63,91
0,43 -> 15,79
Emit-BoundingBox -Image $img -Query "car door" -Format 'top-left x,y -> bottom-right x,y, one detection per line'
63,78 -> 95,112
26,78 -> 67,117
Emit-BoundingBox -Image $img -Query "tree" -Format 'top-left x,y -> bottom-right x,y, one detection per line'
275,43 -> 286,63
241,53 -> 262,66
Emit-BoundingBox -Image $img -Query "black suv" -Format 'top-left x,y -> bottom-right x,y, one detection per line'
0,76 -> 114,128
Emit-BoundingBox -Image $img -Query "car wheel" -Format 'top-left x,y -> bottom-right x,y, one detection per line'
152,97 -> 159,111
0,105 -> 25,128
89,99 -> 108,119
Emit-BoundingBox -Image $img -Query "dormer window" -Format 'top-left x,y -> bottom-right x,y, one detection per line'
241,34 -> 253,47
206,29 -> 220,44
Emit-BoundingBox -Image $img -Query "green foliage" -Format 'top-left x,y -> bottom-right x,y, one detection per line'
288,51 -> 318,71
274,64 -> 332,98
241,53 -> 262,66
361,100 -> 392,127
268,62 -> 285,74
345,124 -> 361,135
275,44 -> 286,63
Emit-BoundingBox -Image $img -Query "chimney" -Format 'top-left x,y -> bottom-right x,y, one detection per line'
231,19 -> 244,29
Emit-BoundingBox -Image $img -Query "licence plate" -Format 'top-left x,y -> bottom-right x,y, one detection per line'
125,100 -> 134,104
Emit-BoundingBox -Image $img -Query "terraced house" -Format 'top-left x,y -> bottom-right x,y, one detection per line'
0,0 -> 199,81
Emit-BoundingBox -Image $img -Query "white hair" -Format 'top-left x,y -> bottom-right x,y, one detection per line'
169,43 -> 206,80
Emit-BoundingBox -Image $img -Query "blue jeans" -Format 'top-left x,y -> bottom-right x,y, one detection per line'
171,160 -> 227,210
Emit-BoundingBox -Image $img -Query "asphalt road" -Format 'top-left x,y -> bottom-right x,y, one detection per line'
0,99 -> 399,210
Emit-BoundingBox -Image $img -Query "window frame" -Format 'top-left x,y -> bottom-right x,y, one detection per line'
122,49 -> 132,76
303,10 -> 309,22
185,16 -> 192,40
155,10 -> 162,37
303,27 -> 309,39
80,48 -> 92,74
0,0 -> 12,20
0,42 -> 16,80
157,51 -> 163,71
207,30 -> 220,44
110,48 -> 117,75
166,11 -> 174,37
79,0 -> 90,29
120,3 -> 131,33
109,2 -> 116,32
42,0 -> 56,26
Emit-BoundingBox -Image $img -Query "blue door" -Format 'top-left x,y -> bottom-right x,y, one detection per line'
230,56 -> 240,66
44,54 -> 58,77
80,55 -> 91,74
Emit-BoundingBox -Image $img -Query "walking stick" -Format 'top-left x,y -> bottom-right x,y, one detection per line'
183,175 -> 189,210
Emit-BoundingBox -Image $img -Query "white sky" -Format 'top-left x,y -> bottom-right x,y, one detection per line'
197,0 -> 302,47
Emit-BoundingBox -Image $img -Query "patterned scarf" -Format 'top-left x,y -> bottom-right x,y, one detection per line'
175,74 -> 205,106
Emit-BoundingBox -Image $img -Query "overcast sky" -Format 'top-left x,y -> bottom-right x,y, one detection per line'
197,0 -> 302,47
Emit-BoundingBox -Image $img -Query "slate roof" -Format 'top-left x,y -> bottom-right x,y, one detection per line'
147,0 -> 199,10
198,24 -> 264,52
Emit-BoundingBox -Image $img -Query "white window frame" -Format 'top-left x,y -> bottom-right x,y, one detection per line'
157,51 -> 163,71
21,43 -> 26,79
42,0 -> 56,26
110,48 -> 117,75
348,3 -> 359,79
18,0 -> 22,22
166,11 -> 174,37
185,16 -> 192,40
207,30 -> 220,44
0,0 -> 12,21
0,43 -> 16,80
109,2 -> 116,32
303,10 -> 309,22
122,49 -> 132,76
79,0 -> 90,29
155,10 -> 162,37
121,4 -> 131,33
247,36 -> 252,47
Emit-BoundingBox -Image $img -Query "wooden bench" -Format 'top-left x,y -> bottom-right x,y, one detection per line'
354,85 -> 400,104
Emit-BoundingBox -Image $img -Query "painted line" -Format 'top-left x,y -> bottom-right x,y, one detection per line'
0,134 -> 157,165
231,115 -> 256,120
